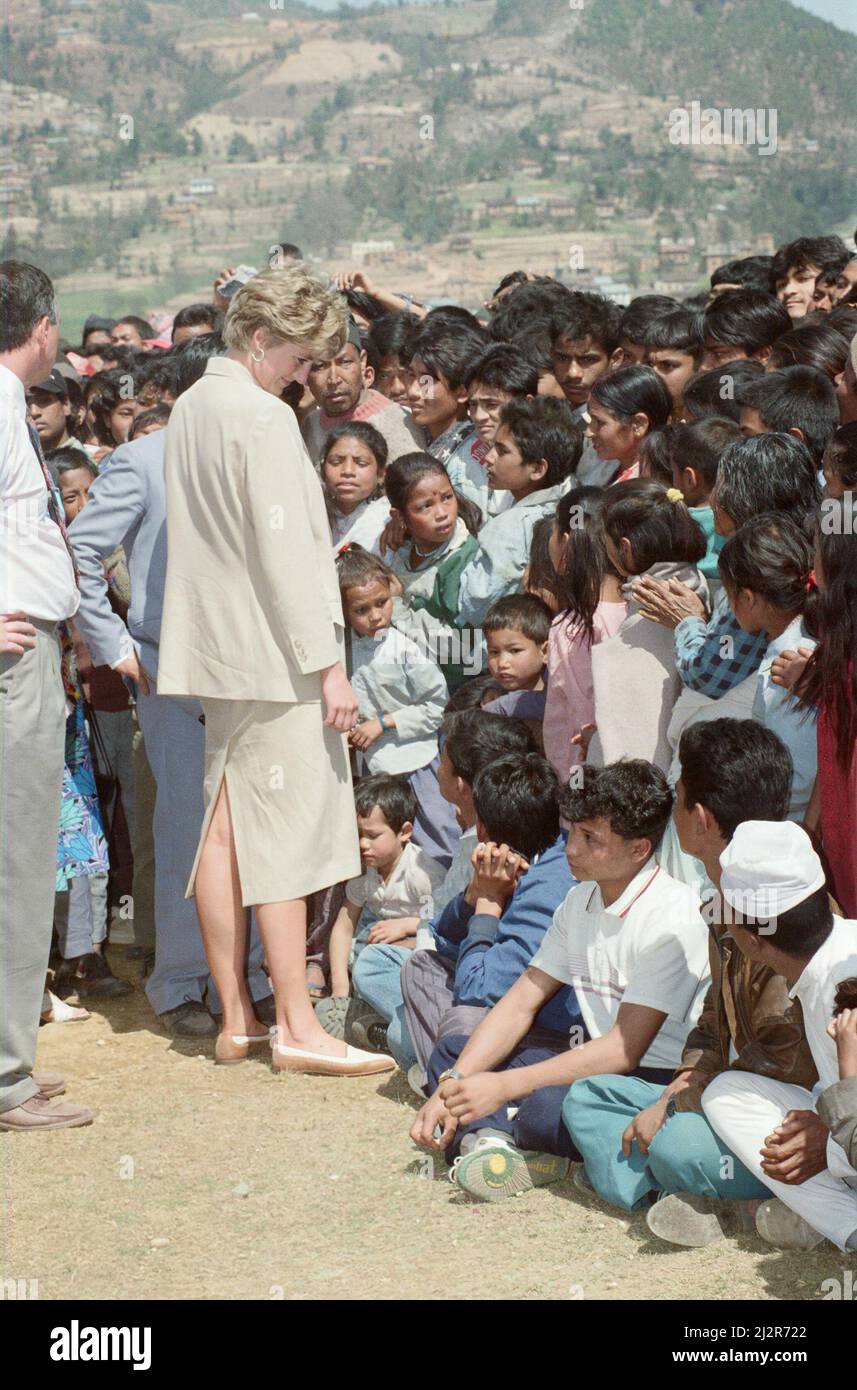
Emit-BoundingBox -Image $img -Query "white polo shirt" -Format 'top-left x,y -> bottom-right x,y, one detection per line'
531,858 -> 710,1070
790,915 -> 857,1091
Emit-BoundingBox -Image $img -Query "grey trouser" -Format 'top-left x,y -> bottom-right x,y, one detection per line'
130,718 -> 156,949
0,620 -> 66,1111
400,948 -> 488,1082
134,646 -> 268,1015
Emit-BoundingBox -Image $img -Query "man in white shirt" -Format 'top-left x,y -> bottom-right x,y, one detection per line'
410,760 -> 709,1201
702,821 -> 857,1252
0,260 -> 93,1131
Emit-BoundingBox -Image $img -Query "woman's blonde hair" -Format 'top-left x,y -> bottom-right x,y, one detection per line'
223,265 -> 347,359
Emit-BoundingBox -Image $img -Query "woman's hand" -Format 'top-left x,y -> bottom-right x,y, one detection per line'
349,718 -> 383,751
633,575 -> 707,628
320,662 -> 359,732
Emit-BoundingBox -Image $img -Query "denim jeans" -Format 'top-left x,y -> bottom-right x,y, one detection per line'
351,941 -> 417,1070
563,1074 -> 770,1211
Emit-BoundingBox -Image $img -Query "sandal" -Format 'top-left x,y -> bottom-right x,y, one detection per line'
306,963 -> 328,1001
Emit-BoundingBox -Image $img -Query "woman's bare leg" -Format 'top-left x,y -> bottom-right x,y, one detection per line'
194,782 -> 265,1038
256,900 -> 347,1057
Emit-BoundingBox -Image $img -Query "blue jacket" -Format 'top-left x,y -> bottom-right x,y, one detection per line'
432,834 -> 584,1036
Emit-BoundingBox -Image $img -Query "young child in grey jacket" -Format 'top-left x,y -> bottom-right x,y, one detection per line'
337,545 -> 456,862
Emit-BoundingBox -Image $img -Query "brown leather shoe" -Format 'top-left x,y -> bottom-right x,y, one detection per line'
0,1095 -> 95,1131
34,1072 -> 65,1098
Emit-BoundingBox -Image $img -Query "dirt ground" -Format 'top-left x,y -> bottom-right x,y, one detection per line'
2,952 -> 855,1303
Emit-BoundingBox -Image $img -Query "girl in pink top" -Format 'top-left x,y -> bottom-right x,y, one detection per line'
541,488 -> 627,785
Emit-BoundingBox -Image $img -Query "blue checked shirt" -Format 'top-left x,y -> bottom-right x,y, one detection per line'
674,587 -> 766,697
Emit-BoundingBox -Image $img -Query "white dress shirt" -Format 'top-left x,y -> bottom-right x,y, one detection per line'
0,362 -> 78,621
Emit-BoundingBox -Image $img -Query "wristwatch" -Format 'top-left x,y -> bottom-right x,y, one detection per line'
437,1067 -> 464,1085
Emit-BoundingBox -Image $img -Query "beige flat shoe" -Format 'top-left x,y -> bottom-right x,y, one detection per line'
214,1030 -> 274,1065
272,1042 -> 396,1077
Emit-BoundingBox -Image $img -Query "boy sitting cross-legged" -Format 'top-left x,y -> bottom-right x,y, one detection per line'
410,760 -> 710,1201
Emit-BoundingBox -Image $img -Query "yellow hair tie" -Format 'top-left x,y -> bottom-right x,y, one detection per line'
666,488 -> 684,505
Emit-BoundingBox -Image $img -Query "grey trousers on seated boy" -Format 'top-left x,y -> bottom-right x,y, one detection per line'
400,948 -> 488,1089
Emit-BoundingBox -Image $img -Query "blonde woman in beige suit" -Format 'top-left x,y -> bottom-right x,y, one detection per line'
158,267 -> 393,1077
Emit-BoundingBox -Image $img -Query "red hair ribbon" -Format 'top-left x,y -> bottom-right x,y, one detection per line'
805,569 -> 817,593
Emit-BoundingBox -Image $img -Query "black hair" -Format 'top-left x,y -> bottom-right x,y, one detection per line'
823,422 -> 857,489
616,295 -> 678,346
472,753 -> 560,861
490,281 -> 572,343
739,885 -> 833,957
483,594 -> 552,644
0,260 -> 57,352
768,322 -> 851,381
271,241 -> 302,261
669,416 -> 743,489
713,433 -> 821,528
45,445 -> 97,485
702,289 -> 792,354
170,331 -> 226,397
717,513 -> 816,621
552,485 -> 615,642
384,452 -> 482,536
88,366 -> 143,445
321,419 -> 388,472
114,314 -> 154,338
138,356 -> 182,400
638,427 -> 674,486
710,256 -> 775,296
490,269 -> 530,300
465,342 -> 540,396
441,709 -> 534,785
589,363 -> 672,434
515,324 -> 557,375
368,311 -> 419,361
172,302 -> 220,338
89,341 -> 140,370
678,718 -> 792,840
772,235 -> 851,288
558,759 -> 673,852
404,315 -> 487,389
682,360 -> 766,422
335,543 -> 393,596
827,302 -> 857,337
525,515 -> 565,613
601,478 -> 707,573
797,498 -> 857,768
353,773 -> 415,833
443,673 -> 506,713
643,308 -> 703,360
741,365 -> 839,466
833,978 -> 857,1015
552,291 -> 622,355
496,395 -> 583,487
128,404 -> 171,438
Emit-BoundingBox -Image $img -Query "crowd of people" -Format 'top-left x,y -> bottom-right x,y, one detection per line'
2,228 -> 857,1260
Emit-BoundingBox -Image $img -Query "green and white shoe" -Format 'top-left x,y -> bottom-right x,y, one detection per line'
450,1141 -> 569,1202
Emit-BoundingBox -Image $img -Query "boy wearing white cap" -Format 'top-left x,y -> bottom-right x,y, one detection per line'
702,820 -> 857,1252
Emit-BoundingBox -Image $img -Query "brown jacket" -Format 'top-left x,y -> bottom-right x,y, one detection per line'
672,926 -> 818,1112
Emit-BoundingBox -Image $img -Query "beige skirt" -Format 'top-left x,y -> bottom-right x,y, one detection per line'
187,698 -> 361,907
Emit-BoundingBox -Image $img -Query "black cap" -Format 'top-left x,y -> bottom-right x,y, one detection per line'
83,314 -> 116,335
29,368 -> 69,396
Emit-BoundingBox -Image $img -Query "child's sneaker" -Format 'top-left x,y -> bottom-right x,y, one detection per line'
315,995 -> 349,1040
344,998 -> 387,1050
450,1140 -> 569,1202
645,1192 -> 726,1247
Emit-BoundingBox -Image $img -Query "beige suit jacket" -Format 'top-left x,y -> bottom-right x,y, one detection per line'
157,357 -> 344,701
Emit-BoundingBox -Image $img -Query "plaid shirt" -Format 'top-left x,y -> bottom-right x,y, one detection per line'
674,587 -> 766,697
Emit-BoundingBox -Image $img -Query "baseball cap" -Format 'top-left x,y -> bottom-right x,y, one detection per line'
29,368 -> 70,396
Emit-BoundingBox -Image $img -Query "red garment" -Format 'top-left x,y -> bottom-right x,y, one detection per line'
818,699 -> 857,918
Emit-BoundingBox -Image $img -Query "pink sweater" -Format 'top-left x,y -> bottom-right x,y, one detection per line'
543,600 -> 628,785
